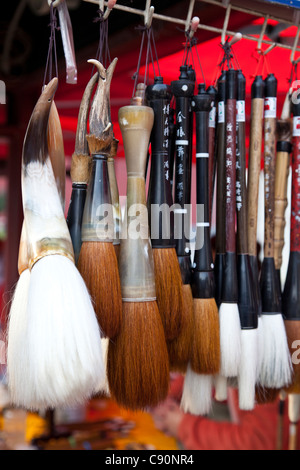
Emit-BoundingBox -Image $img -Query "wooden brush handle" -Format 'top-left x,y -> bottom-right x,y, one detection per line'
263,116 -> 276,258
208,86 -> 217,223
263,74 -> 278,258
291,105 -> 300,252
215,72 -> 226,255
274,149 -> 290,269
247,96 -> 264,257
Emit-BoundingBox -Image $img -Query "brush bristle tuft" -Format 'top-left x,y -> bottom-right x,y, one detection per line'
190,298 -> 220,375
153,248 -> 184,341
78,241 -> 122,339
181,365 -> 213,416
238,329 -> 259,410
167,284 -> 194,373
219,302 -> 241,377
107,301 -> 170,411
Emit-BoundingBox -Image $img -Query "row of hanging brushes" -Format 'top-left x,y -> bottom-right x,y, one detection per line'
5,6 -> 300,432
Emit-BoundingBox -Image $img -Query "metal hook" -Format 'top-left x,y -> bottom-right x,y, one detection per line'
103,0 -> 117,20
221,3 -> 232,45
144,0 -> 154,29
257,15 -> 269,53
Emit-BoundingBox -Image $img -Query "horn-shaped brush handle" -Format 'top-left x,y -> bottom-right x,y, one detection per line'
263,73 -> 278,259
118,105 -> 156,300
146,77 -> 174,248
247,76 -> 265,257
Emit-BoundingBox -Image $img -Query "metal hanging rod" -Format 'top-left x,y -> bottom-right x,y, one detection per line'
83,0 -> 300,56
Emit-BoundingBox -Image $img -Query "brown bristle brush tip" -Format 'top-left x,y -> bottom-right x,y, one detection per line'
77,241 -> 122,339
284,320 -> 300,394
190,297 -> 221,375
106,301 -> 170,411
276,118 -> 292,143
167,283 -> 194,373
153,248 -> 184,341
255,385 -> 280,405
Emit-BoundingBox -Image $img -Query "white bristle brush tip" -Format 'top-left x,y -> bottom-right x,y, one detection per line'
214,375 -> 228,402
181,366 -> 213,416
259,314 -> 293,389
219,302 -> 242,377
238,329 -> 259,410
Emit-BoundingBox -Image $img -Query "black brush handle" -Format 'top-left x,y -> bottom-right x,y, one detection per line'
66,183 -> 87,264
146,77 -> 174,248
236,70 -> 247,255
207,85 -> 217,222
171,66 -> 195,257
191,84 -> 215,298
168,108 -> 176,194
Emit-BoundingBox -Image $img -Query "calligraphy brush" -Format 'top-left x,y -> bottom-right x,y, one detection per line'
77,59 -> 122,340
235,69 -> 258,410
214,71 -> 227,308
219,69 -> 241,378
282,96 -> 300,394
9,79 -> 104,410
107,99 -> 169,410
67,72 -> 98,263
7,92 -> 67,402
167,65 -> 195,371
207,84 -> 217,222
247,74 -> 265,382
146,76 -> 184,341
259,73 -> 292,389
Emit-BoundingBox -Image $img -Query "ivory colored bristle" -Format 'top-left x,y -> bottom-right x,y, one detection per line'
153,248 -> 184,341
167,284 -> 194,373
77,241 -> 122,340
107,301 -> 170,411
190,298 -> 220,375
238,329 -> 259,410
219,302 -> 242,377
214,375 -> 228,402
181,365 -> 213,416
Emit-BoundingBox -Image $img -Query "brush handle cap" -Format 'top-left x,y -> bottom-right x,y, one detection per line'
292,97 -> 300,118
187,66 -> 196,83
264,73 -> 278,98
225,69 -> 237,102
217,71 -> 227,103
260,257 -> 282,314
251,75 -> 264,99
237,254 -> 258,329
171,66 -> 195,98
237,70 -> 246,101
282,251 -> 300,320
277,141 -> 292,153
146,76 -> 172,101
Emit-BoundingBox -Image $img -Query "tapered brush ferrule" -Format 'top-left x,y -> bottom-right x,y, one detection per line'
251,75 -> 264,99
237,254 -> 258,329
178,254 -> 192,285
81,153 -> 114,243
282,252 -> 300,320
221,252 -> 238,302
191,270 -> 215,299
260,257 -> 282,314
66,183 -> 87,263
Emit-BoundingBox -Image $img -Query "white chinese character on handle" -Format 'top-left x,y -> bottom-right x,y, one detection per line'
177,111 -> 186,123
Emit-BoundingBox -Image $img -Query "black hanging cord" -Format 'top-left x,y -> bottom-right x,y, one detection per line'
43,1 -> 59,88
93,8 -> 111,69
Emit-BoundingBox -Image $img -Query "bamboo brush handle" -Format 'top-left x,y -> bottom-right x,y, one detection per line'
247,97 -> 264,257
274,149 -> 290,269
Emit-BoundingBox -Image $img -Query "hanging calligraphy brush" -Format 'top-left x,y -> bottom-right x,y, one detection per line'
67,73 -> 98,263
146,76 -> 184,341
247,74 -> 265,380
288,394 -> 300,450
274,89 -> 292,285
235,69 -> 258,410
259,73 -> 292,389
10,79 -> 104,410
77,58 -> 122,341
207,84 -> 217,222
168,107 -> 176,195
167,65 -> 195,371
107,98 -> 169,410
214,70 -> 227,308
219,68 -> 241,378
282,96 -> 300,394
